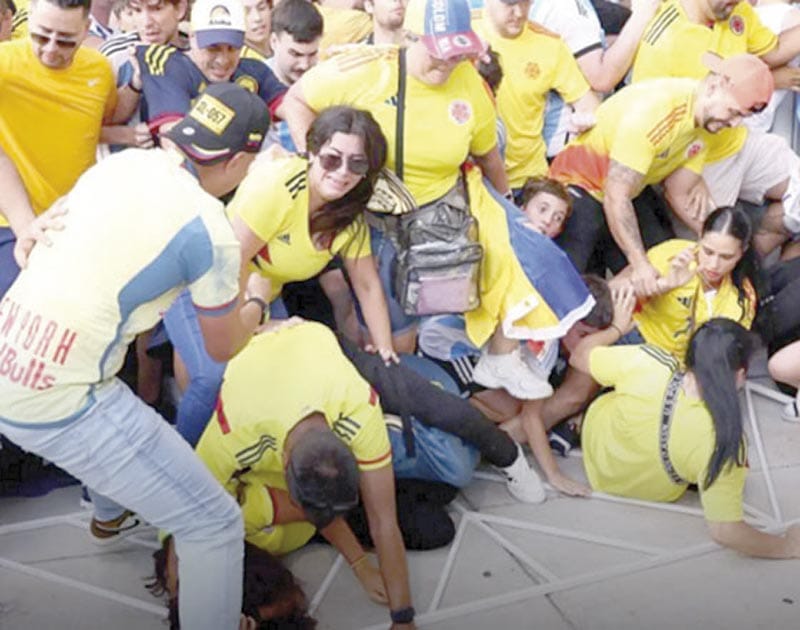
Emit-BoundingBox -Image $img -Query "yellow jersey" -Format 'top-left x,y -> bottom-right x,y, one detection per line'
317,5 -> 373,53
0,39 -> 116,221
632,0 -> 777,164
195,322 -> 392,550
635,239 -> 756,362
549,78 -> 706,201
227,155 -> 371,300
299,46 -> 497,205
583,344 -> 747,522
472,19 -> 590,188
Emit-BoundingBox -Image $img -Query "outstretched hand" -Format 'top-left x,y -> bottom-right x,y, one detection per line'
610,284 -> 637,335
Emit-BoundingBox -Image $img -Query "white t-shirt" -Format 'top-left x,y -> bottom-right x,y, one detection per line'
529,0 -> 604,157
0,149 -> 240,426
746,3 -> 800,134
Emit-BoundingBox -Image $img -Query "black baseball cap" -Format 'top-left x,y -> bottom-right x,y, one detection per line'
165,83 -> 269,165
285,429 -> 360,530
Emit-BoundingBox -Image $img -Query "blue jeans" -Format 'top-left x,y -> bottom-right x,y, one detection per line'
163,290 -> 289,446
163,291 -> 227,446
0,227 -> 20,298
0,380 -> 244,630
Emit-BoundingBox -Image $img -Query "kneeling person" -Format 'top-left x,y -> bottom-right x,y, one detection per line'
196,322 -> 416,629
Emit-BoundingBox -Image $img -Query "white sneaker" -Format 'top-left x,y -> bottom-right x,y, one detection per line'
472,349 -> 554,400
781,400 -> 800,424
497,444 -> 546,504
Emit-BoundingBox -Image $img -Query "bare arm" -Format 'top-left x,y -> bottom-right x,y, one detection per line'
707,521 -> 800,558
195,289 -> 267,362
569,285 -> 636,374
343,254 -> 396,361
517,399 -> 590,497
360,465 -> 414,626
604,160 -> 662,295
576,0 -> 664,92
282,81 -> 318,154
472,146 -> 510,197
663,167 -> 709,235
762,25 -> 800,68
0,142 -> 35,235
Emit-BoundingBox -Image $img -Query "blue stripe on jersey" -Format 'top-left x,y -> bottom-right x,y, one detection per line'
97,216 -> 215,381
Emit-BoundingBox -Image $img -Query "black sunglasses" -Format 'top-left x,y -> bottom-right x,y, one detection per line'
30,31 -> 80,49
317,152 -> 370,176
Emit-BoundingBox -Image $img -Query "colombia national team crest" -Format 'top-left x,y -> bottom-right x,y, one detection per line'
729,14 -> 744,36
686,141 -> 704,159
449,99 -> 472,125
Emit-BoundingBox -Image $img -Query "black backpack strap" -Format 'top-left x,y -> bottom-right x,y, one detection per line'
395,48 -> 407,181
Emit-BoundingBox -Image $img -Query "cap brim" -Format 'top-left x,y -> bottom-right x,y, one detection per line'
195,29 -> 245,49
421,31 -> 484,60
164,121 -> 233,165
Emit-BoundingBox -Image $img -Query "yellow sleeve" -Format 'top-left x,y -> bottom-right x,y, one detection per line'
646,239 -> 695,276
742,3 -> 778,57
588,346 -> 644,388
340,379 -> 392,473
227,159 -> 294,244
300,48 -> 391,113
239,482 -> 277,535
552,38 -> 591,104
195,416 -> 242,490
698,461 -> 747,522
465,66 -> 499,157
332,215 -> 372,259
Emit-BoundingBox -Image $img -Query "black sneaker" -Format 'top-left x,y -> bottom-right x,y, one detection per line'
548,420 -> 580,457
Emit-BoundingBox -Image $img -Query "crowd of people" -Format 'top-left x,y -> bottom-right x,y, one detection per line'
3,0 -> 800,628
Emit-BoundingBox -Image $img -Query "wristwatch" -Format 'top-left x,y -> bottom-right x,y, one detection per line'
390,606 -> 415,625
244,296 -> 268,325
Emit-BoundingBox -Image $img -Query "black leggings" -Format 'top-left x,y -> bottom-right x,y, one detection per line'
556,185 -> 675,274
336,336 -> 518,468
755,256 -> 800,354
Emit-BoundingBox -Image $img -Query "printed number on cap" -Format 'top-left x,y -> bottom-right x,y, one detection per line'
190,94 -> 235,136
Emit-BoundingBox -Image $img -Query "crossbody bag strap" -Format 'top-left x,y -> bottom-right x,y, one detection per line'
395,47 -> 407,181
660,371 -> 687,485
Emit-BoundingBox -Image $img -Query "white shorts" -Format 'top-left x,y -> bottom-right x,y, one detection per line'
703,130 -> 794,207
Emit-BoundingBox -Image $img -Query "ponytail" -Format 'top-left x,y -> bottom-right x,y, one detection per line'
685,318 -> 758,489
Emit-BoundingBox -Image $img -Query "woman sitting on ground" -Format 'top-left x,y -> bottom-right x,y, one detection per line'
570,303 -> 800,557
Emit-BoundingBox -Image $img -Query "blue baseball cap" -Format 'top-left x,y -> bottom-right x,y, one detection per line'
404,0 -> 485,60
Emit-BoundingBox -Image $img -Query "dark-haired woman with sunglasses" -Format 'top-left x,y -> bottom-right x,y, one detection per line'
570,296 -> 800,558
228,104 -> 396,363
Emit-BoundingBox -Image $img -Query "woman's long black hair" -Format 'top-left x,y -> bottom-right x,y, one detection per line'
685,318 -> 759,489
306,105 -> 387,248
701,206 -> 763,316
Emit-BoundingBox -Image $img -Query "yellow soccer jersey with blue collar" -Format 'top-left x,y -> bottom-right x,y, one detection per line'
583,344 -> 747,522
299,46 -> 497,205
195,322 -> 392,540
472,18 -> 590,187
634,239 -> 756,362
0,149 -> 240,426
0,39 -> 116,220
227,155 -> 371,300
632,0 -> 777,164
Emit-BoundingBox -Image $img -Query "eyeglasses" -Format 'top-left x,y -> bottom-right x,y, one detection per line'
30,31 -> 80,49
317,152 -> 370,176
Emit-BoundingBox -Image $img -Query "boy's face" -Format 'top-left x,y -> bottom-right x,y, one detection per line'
522,191 -> 568,239
560,321 -> 597,356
